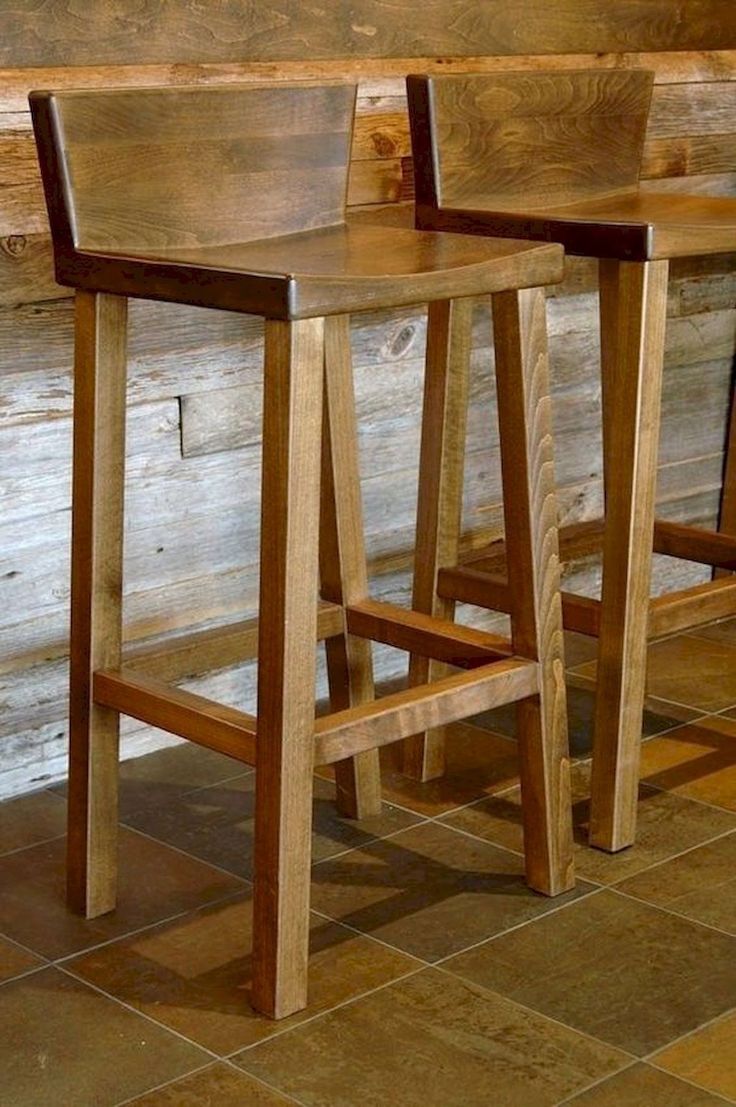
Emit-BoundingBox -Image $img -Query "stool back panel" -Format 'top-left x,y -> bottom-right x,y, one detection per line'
30,83 -> 357,253
408,69 -> 654,212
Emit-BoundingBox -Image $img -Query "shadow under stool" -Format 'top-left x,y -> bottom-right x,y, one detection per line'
406,66 -> 736,853
30,79 -> 574,1019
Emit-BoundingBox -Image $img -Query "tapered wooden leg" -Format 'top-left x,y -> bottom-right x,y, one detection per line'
252,317 -> 324,1020
401,298 -> 473,781
320,315 -> 382,819
715,375 -> 736,578
67,290 -> 128,918
590,259 -> 669,852
493,286 -> 574,896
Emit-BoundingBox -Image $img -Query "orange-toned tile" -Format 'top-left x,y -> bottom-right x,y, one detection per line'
0,934 -> 44,984
376,721 -> 520,817
442,760 -> 736,885
566,1064 -> 728,1105
125,772 -> 420,880
235,969 -> 628,1106
446,890 -> 736,1056
0,827 -> 244,959
68,893 -> 418,1054
617,831 -> 736,934
0,967 -> 207,1106
0,788 -> 66,855
641,715 -> 736,811
126,1063 -> 293,1105
654,1011 -> 736,1103
310,821 -> 592,961
637,635 -> 736,712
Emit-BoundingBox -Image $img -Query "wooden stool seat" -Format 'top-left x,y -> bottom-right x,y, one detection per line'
424,191 -> 736,262
407,66 -> 736,854
31,79 -> 574,1021
49,220 -> 562,318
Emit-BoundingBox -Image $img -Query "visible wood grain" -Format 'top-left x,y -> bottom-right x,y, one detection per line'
67,290 -> 127,918
2,3 -> 733,66
590,259 -> 669,853
403,298 -> 473,780
93,670 -> 257,764
648,575 -> 736,637
314,658 -> 539,765
492,286 -> 574,895
252,317 -> 324,1020
319,313 -> 382,820
717,377 -> 736,560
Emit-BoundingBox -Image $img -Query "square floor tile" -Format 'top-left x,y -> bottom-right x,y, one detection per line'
0,935 -> 44,984
441,760 -> 736,885
310,821 -> 592,962
376,721 -> 520,817
67,892 -> 418,1054
125,1063 -> 294,1105
125,772 -> 421,881
0,789 -> 66,855
445,890 -> 736,1055
0,966 -> 207,1107
476,681 -> 694,759
654,1011 -> 736,1103
235,968 -> 628,1107
0,827 -> 244,960
636,635 -> 736,712
640,716 -> 736,811
617,831 -> 736,935
689,617 -> 736,649
51,743 -> 247,819
566,1063 -> 729,1105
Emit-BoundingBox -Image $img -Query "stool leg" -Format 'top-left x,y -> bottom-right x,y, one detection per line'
67,290 -> 128,918
493,286 -> 574,896
320,315 -> 382,819
715,376 -> 736,577
590,259 -> 669,852
252,317 -> 324,1019
401,298 -> 473,781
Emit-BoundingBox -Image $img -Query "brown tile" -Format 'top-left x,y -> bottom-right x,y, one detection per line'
376,720 -> 520,817
446,890 -> 736,1056
569,664 -> 703,725
0,966 -> 207,1107
638,635 -> 736,712
0,827 -> 244,960
640,716 -> 736,812
125,773 -> 421,880
67,892 -> 417,1054
476,681 -> 692,760
689,617 -> 736,650
0,934 -> 44,984
126,1064 -> 293,1105
0,788 -> 66,855
654,1011 -> 736,1103
566,1064 -> 729,1105
52,742 -> 247,818
235,968 -> 628,1107
310,821 -> 592,962
617,831 -> 736,935
442,760 -> 736,885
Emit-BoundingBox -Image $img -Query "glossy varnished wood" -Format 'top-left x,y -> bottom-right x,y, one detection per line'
409,69 -> 736,261
67,290 -> 127,918
30,84 -> 563,319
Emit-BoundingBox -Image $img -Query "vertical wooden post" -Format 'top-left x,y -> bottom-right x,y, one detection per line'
401,298 -> 473,781
67,290 -> 128,918
715,375 -> 736,578
320,315 -> 382,819
252,317 -> 324,1020
492,286 -> 574,895
590,259 -> 669,852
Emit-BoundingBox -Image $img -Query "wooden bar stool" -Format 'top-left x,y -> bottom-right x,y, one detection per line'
31,80 -> 573,1020
407,67 -> 736,853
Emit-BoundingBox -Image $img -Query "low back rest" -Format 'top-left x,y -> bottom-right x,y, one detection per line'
30,82 -> 357,253
407,68 -> 654,211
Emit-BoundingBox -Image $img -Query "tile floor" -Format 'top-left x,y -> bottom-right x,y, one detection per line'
2,620 -> 736,1105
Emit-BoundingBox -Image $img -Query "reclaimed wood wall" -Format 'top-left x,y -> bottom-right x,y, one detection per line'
1,3 -> 735,797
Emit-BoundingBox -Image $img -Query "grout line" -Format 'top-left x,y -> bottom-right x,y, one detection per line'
52,886 -> 249,968
308,904 -> 432,967
553,1061 -> 641,1106
310,818 -> 432,868
110,1060 -> 220,1107
220,1058 -> 310,1106
610,880 -> 736,943
116,822 -> 252,886
0,830 -> 68,860
644,1063 -> 736,1106
644,1000 -> 736,1064
226,963 -> 428,1061
0,962 -> 50,992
